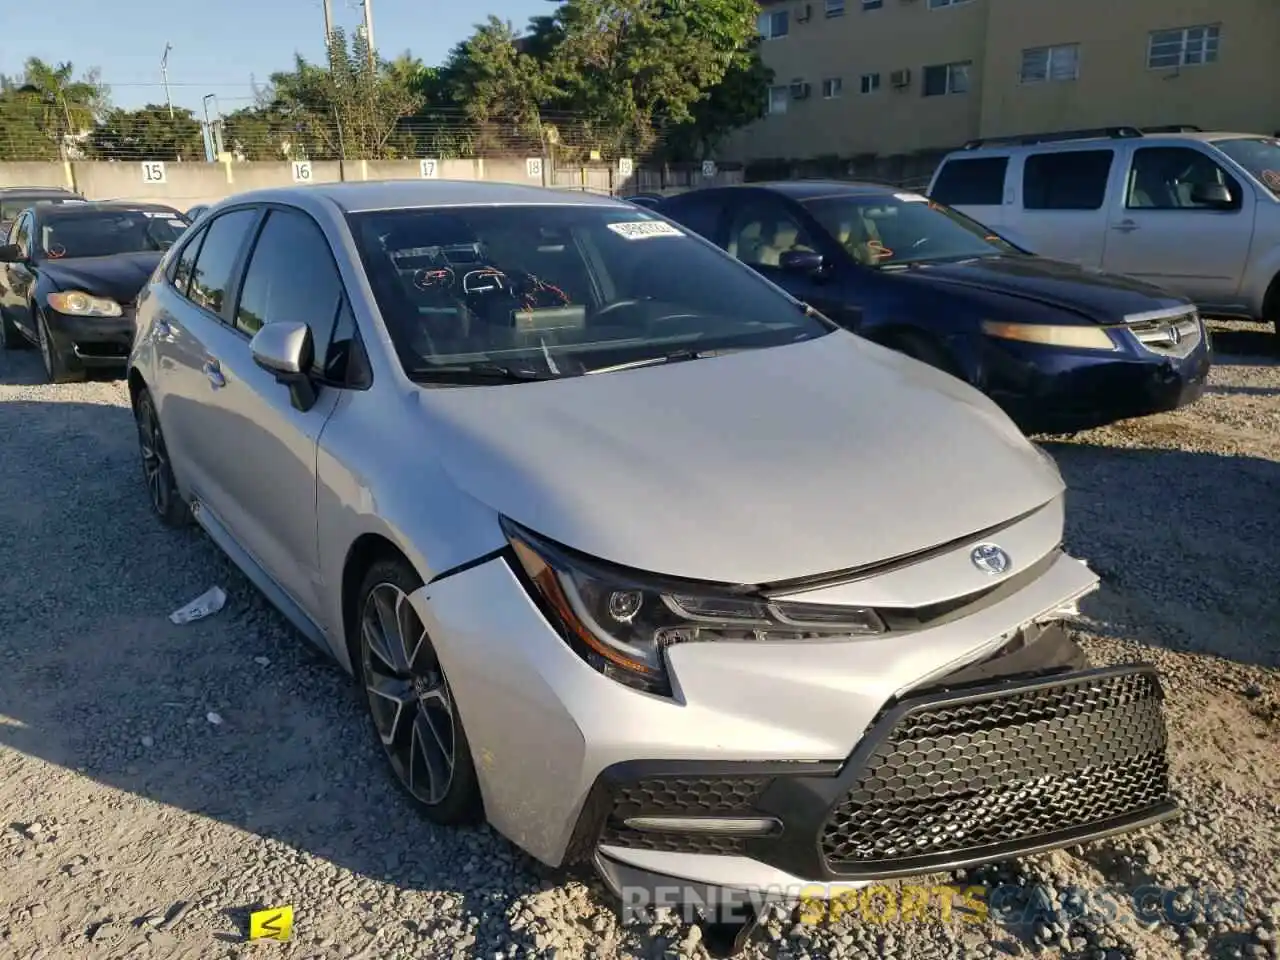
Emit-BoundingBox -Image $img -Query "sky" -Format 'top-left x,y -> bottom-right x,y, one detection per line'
0,0 -> 550,114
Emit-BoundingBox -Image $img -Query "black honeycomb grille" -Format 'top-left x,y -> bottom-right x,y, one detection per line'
601,776 -> 771,856
821,668 -> 1172,872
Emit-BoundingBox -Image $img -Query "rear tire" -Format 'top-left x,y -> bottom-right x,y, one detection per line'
36,310 -> 85,384
354,557 -> 484,827
0,309 -> 30,351
133,388 -> 191,528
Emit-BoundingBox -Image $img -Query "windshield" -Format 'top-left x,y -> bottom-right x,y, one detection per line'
1,197 -> 79,222
37,210 -> 188,260
347,205 -> 832,380
802,193 -> 1021,268
1211,137 -> 1280,196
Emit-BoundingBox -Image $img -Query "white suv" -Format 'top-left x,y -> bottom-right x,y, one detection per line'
927,127 -> 1280,333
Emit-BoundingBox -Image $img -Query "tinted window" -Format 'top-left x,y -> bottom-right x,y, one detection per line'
321,298 -> 368,386
235,209 -> 342,338
931,157 -> 1008,206
347,205 -> 831,381
1126,147 -> 1241,211
1022,150 -> 1113,210
170,226 -> 207,297
725,198 -> 818,268
188,209 -> 259,316
655,196 -> 723,240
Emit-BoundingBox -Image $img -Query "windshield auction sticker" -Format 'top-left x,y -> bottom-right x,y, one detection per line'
607,220 -> 685,239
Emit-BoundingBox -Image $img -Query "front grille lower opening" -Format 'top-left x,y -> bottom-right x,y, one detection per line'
601,776 -> 773,857
820,669 -> 1172,872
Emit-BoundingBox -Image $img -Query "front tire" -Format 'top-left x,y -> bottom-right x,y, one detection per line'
133,388 -> 191,528
36,310 -> 85,384
355,558 -> 484,827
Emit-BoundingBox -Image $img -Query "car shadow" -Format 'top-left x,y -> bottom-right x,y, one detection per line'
1205,321 -> 1278,365
1041,439 -> 1280,669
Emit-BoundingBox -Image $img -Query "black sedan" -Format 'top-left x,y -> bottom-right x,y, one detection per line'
653,181 -> 1211,433
0,202 -> 189,383
0,185 -> 84,237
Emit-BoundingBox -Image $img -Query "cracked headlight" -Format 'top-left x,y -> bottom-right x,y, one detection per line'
503,518 -> 885,696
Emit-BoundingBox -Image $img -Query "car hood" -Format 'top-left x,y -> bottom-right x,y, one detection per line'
891,255 -> 1190,322
415,333 -> 1064,585
40,252 -> 163,305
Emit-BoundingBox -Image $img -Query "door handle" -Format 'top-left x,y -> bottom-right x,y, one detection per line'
202,359 -> 226,389
1111,220 -> 1139,233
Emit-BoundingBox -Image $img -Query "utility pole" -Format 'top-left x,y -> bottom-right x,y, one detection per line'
322,0 -> 334,52
161,43 -> 174,119
361,0 -> 376,69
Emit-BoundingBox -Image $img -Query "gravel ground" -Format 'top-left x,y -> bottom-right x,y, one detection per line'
0,319 -> 1277,960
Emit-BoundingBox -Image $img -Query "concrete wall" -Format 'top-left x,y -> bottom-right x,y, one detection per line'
0,155 -> 654,211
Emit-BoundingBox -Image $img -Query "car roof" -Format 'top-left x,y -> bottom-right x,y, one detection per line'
36,201 -> 183,218
213,180 -> 633,214
0,186 -> 80,198
947,130 -> 1269,157
668,180 -> 908,201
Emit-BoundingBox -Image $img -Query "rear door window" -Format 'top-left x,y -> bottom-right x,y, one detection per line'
931,157 -> 1009,206
1022,150 -> 1114,210
187,209 -> 259,317
655,194 -> 725,241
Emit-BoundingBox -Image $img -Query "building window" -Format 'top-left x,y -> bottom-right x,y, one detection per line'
822,77 -> 844,99
758,9 -> 789,40
1020,43 -> 1080,83
862,0 -> 883,9
1022,150 -> 1115,210
1147,25 -> 1220,69
928,0 -> 973,8
922,61 -> 971,97
825,0 -> 845,16
860,73 -> 881,94
766,85 -> 790,115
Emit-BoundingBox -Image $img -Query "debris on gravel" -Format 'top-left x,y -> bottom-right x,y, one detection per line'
0,319 -> 1276,959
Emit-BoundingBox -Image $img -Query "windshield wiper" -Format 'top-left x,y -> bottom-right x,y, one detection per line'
407,362 -> 562,384
586,348 -> 721,375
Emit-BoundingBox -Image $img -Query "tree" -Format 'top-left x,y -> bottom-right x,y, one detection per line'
268,29 -> 423,161
443,17 -> 556,131
86,104 -> 205,161
12,58 -> 108,156
664,38 -> 772,161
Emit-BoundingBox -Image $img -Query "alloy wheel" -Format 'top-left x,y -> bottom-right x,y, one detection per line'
360,582 -> 457,806
136,397 -> 172,517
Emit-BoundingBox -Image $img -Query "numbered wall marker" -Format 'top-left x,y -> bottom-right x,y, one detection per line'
701,160 -> 717,178
420,158 -> 439,179
141,161 -> 167,184
248,905 -> 294,942
292,161 -> 314,183
618,158 -> 634,178
525,157 -> 543,179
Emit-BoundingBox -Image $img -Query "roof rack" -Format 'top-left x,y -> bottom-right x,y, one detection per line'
962,126 -> 1145,150
1140,124 -> 1203,133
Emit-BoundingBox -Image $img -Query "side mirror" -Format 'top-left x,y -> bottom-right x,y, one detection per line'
778,249 -> 826,276
0,243 -> 23,263
250,321 -> 318,412
1190,182 -> 1234,208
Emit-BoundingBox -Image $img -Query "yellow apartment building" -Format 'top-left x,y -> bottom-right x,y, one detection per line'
723,0 -> 1280,162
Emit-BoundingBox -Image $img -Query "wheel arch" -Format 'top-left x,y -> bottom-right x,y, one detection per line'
1263,270 -> 1280,326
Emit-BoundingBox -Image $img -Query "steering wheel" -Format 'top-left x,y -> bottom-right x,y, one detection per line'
46,244 -> 66,259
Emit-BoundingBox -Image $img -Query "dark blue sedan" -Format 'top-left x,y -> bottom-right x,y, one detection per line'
653,181 -> 1211,434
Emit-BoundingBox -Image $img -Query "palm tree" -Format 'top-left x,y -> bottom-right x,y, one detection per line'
15,58 -> 106,155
